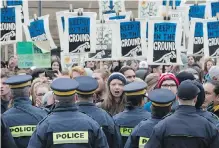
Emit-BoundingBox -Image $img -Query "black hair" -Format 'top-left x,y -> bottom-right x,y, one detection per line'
213,84 -> 219,95
126,95 -> 144,110
51,59 -> 62,72
151,105 -> 171,118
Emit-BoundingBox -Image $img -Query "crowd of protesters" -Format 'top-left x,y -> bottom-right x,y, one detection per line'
1,54 -> 219,148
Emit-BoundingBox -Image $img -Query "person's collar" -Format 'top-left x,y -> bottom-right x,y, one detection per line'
14,97 -> 32,106
76,101 -> 95,106
53,103 -> 78,112
176,105 -> 196,113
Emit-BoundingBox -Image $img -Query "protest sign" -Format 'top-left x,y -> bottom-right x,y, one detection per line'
99,0 -> 125,18
203,19 -> 219,58
189,4 -> 207,20
147,18 -> 182,65
138,0 -> 162,18
23,15 -> 57,49
6,0 -> 29,24
188,19 -> 204,56
209,1 -> 219,18
63,12 -> 97,54
56,8 -> 84,49
17,41 -> 51,68
88,20 -> 120,60
162,0 -> 182,6
103,11 -> 131,21
17,42 -> 34,68
0,6 -> 22,45
117,19 -> 146,59
61,53 -> 81,70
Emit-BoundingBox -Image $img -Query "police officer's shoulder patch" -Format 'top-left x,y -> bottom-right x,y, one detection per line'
162,112 -> 173,119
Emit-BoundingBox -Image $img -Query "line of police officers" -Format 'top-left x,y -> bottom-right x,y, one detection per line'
1,74 -> 219,148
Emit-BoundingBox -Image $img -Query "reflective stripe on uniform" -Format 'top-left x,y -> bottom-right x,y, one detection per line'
53,131 -> 88,144
10,125 -> 36,137
119,127 -> 133,137
139,137 -> 150,148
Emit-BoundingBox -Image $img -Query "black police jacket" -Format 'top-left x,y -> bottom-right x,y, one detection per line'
113,107 -> 151,147
145,105 -> 219,148
27,103 -> 109,148
2,98 -> 47,148
125,116 -> 162,148
76,102 -> 123,148
1,117 -> 17,148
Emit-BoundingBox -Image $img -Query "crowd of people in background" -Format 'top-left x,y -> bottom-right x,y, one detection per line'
1,54 -> 219,148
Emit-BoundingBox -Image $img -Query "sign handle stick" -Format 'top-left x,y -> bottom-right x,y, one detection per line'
4,45 -> 8,61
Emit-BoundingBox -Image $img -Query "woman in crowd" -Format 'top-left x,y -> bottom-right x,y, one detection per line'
70,66 -> 86,79
99,72 -> 127,115
51,59 -> 62,72
93,69 -> 111,103
110,61 -> 122,73
35,82 -> 51,107
204,58 -> 215,81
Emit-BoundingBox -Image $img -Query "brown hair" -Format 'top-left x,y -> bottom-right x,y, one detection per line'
100,82 -> 126,115
119,66 -> 134,75
204,57 -> 215,73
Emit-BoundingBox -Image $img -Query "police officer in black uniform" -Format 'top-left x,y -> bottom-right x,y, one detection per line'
193,80 -> 219,127
125,88 -> 176,148
2,75 -> 47,148
113,81 -> 151,146
1,117 -> 17,148
28,78 -> 109,148
145,80 -> 219,148
75,76 -> 122,148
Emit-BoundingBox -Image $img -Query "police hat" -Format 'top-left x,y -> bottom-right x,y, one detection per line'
4,75 -> 32,89
124,82 -> 147,96
148,89 -> 175,107
177,80 -> 200,100
74,76 -> 98,95
51,78 -> 79,96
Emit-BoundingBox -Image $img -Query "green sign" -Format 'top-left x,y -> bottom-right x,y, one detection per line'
17,42 -> 51,68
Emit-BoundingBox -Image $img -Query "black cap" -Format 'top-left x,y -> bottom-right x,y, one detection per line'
74,76 -> 98,95
177,80 -> 200,100
148,89 -> 176,107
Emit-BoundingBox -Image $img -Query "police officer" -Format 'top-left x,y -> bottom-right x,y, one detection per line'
2,75 -> 47,148
28,78 -> 109,148
1,117 -> 17,148
125,89 -> 176,148
113,81 -> 151,146
193,80 -> 219,127
145,80 -> 219,148
75,76 -> 122,148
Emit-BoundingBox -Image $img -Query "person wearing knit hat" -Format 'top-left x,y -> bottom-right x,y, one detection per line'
157,73 -> 179,95
99,72 -> 127,116
145,73 -> 160,93
176,71 -> 196,84
156,73 -> 180,112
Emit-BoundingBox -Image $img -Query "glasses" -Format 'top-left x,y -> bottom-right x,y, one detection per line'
161,84 -> 177,88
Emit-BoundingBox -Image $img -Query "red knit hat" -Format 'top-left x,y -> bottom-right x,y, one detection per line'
157,73 -> 179,88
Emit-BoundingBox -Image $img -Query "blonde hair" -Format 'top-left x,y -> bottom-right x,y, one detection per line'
70,66 -> 86,78
93,69 -> 111,80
